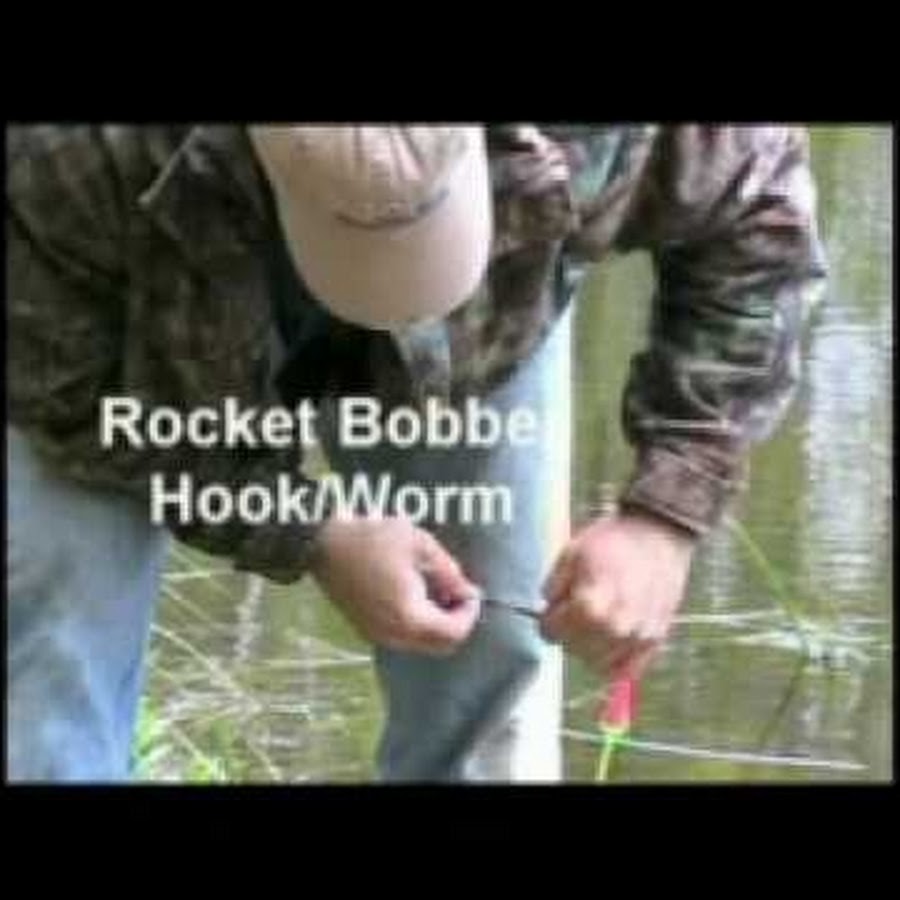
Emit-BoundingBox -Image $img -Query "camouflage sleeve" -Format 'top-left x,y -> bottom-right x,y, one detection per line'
601,126 -> 826,536
6,131 -> 325,583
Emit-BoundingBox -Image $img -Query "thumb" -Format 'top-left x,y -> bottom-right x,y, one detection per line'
417,531 -> 481,608
542,542 -> 578,608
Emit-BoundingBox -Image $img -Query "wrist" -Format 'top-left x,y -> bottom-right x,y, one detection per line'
616,503 -> 700,552
308,517 -> 341,578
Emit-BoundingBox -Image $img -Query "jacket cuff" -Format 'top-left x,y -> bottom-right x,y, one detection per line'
618,446 -> 745,537
233,518 -> 327,584
232,476 -> 336,584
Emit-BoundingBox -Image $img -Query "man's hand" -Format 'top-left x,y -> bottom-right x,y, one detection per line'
310,516 -> 482,655
540,509 -> 697,680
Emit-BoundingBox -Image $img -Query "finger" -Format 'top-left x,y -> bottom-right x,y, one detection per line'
540,600 -> 578,643
608,639 -> 659,682
567,632 -> 617,677
593,586 -> 661,668
432,596 -> 482,647
542,543 -> 579,607
570,611 -> 643,677
404,598 -> 481,655
398,567 -> 482,654
417,532 -> 481,608
540,578 -> 614,644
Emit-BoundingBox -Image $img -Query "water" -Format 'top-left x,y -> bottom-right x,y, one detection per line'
141,126 -> 893,783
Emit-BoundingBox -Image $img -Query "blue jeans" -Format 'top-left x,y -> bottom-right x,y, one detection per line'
6,430 -> 170,781
6,312 -> 571,783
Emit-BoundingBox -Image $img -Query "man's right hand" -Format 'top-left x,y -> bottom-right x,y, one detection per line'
309,517 -> 482,655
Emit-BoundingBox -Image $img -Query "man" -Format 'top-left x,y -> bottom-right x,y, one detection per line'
6,124 -> 827,782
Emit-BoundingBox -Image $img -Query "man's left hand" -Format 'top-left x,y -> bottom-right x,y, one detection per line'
540,509 -> 697,680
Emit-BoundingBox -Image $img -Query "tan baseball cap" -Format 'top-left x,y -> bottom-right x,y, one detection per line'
249,124 -> 492,331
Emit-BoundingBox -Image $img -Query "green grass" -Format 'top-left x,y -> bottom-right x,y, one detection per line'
724,515 -> 853,665
133,693 -> 232,783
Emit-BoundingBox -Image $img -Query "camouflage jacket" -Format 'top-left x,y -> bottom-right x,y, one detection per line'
6,124 -> 827,583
